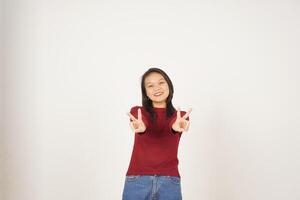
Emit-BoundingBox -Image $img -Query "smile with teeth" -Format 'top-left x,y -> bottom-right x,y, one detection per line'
154,92 -> 163,97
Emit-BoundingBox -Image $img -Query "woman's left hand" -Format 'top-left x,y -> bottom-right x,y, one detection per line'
172,107 -> 192,132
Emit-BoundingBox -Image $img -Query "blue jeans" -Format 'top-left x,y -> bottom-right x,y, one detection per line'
122,175 -> 182,200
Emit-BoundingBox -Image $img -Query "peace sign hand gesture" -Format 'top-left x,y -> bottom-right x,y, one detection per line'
171,107 -> 192,133
127,108 -> 147,133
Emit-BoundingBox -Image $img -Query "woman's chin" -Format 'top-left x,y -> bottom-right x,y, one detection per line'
151,98 -> 167,104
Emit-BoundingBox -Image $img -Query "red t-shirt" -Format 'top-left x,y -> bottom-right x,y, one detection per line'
126,106 -> 189,177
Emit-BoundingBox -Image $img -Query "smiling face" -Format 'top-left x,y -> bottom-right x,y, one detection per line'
144,72 -> 170,108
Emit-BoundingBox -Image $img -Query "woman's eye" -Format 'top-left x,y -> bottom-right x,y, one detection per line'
148,85 -> 153,88
159,82 -> 165,85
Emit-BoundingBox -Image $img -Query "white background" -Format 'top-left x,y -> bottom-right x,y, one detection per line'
1,0 -> 300,199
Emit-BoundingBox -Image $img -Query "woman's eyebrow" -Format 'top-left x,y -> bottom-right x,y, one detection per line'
145,78 -> 165,85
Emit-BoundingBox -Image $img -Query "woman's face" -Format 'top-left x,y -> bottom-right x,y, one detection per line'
144,72 -> 170,108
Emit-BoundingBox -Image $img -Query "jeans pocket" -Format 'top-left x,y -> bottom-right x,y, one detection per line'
167,176 -> 181,184
125,175 -> 140,182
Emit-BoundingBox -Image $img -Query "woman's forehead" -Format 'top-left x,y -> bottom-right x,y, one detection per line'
145,72 -> 165,83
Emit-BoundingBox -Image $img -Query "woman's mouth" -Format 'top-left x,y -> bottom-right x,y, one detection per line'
154,92 -> 163,97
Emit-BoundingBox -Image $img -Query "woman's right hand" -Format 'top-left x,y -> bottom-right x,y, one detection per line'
127,108 -> 146,133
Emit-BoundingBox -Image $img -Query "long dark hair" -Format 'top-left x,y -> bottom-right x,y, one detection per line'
141,68 -> 176,122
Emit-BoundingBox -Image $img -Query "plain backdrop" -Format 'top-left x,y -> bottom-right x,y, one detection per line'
1,0 -> 300,199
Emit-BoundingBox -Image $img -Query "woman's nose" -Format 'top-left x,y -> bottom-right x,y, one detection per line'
153,85 -> 161,91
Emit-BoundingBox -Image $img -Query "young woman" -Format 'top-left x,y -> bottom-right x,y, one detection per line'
122,68 -> 192,200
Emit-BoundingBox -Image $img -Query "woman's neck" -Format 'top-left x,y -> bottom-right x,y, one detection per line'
152,102 -> 166,108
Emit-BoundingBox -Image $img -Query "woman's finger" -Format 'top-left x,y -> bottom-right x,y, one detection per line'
137,108 -> 142,121
182,108 -> 192,119
177,107 -> 181,119
127,112 -> 137,121
178,128 -> 185,132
